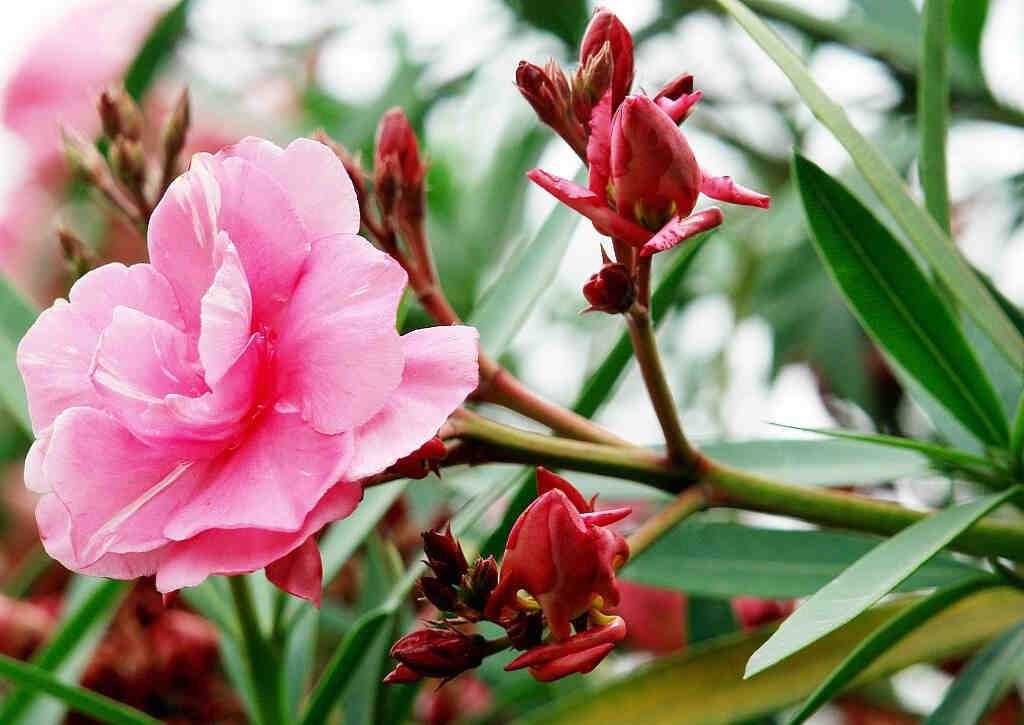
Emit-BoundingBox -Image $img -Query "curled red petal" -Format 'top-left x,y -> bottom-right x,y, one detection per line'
528,643 -> 616,682
700,171 -> 771,209
656,90 -> 702,123
536,467 -> 591,513
640,207 -> 723,257
580,506 -> 632,527
505,616 -> 626,671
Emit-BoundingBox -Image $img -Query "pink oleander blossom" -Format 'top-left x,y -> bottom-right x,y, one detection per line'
17,137 -> 479,602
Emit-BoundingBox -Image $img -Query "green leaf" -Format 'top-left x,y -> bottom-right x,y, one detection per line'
919,0 -> 951,235
123,0 -> 191,99
0,273 -> 39,435
0,578 -> 128,724
470,172 -> 582,356
700,438 -> 930,487
794,153 -> 1009,446
0,654 -> 160,725
622,520 -> 986,599
502,0 -> 589,49
688,596 -> 738,645
717,0 -> 1024,372
925,616 -> 1024,724
744,486 -> 1021,678
950,0 -> 989,68
788,574 -> 1000,724
526,588 -> 1024,725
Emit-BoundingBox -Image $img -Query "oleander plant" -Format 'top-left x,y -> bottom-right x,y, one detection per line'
0,1 -> 1023,724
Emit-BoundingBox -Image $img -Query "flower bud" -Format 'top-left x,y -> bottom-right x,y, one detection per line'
58,226 -> 100,278
571,42 -> 614,130
582,249 -> 634,314
374,108 -> 425,220
460,556 -> 498,611
484,469 -> 630,640
580,8 -> 634,110
389,629 -> 488,679
504,610 -> 544,651
98,84 -> 142,141
109,136 -> 146,192
420,576 -> 460,612
515,61 -> 561,127
161,87 -> 190,171
422,525 -> 469,586
610,95 -> 701,231
388,435 -> 446,479
653,73 -> 702,123
61,126 -> 108,183
383,663 -> 424,684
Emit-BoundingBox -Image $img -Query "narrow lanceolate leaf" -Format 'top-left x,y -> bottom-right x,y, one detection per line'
0,655 -> 161,725
794,153 -> 1008,447
716,0 -> 1024,373
470,170 -> 582,357
788,575 -> 1000,724
0,578 -> 128,725
0,273 -> 39,434
919,0 -> 951,235
524,588 -> 1024,725
744,486 -> 1021,678
622,520 -> 985,600
123,0 -> 191,99
925,616 -> 1024,724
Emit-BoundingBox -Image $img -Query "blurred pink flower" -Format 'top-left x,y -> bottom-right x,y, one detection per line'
614,580 -> 687,654
17,137 -> 479,601
2,0 -> 164,163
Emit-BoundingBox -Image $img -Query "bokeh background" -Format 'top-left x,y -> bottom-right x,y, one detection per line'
1,1 -> 1023,722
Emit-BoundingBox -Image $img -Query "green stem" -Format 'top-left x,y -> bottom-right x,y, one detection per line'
228,576 -> 286,725
625,303 -> 701,470
919,0 -> 951,235
448,411 -> 1024,561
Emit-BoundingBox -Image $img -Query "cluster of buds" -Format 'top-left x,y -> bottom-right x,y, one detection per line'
60,84 -> 190,230
518,7 -> 770,309
384,469 -> 632,685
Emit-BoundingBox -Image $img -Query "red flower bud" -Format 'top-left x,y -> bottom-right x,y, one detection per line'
388,436 -> 447,479
582,249 -> 634,314
580,8 -> 634,110
653,73 -> 702,123
389,629 -> 488,679
98,84 -> 142,141
383,663 -> 424,684
420,576 -> 460,612
505,610 -> 544,651
611,95 -> 702,230
516,61 -> 560,127
572,42 -> 614,129
374,108 -> 425,219
422,525 -> 469,586
484,469 -> 630,640
461,556 -> 499,611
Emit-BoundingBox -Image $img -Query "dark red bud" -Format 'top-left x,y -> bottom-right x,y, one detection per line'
582,257 -> 634,314
580,7 -> 634,109
460,556 -> 498,611
420,576 -> 460,612
422,525 -> 469,586
504,611 -> 544,651
374,108 -> 426,219
383,663 -> 424,684
390,629 -> 488,679
654,73 -> 695,104
516,61 -> 560,126
388,436 -> 447,479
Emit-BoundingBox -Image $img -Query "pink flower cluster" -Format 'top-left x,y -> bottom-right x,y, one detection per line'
17,137 -> 479,601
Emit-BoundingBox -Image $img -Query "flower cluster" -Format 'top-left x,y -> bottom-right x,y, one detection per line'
517,7 -> 770,305
385,469 -> 630,684
16,135 -> 479,602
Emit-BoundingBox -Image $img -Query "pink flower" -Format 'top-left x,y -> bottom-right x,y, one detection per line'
17,137 -> 479,602
484,468 -> 630,640
2,0 -> 164,165
528,88 -> 770,257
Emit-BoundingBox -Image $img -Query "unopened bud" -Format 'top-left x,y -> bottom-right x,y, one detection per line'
61,127 -> 110,186
505,611 -> 544,651
58,226 -> 100,277
461,556 -> 498,611
654,73 -> 694,103
109,137 -> 146,192
422,525 -> 469,586
383,663 -> 423,684
161,87 -> 190,169
582,249 -> 634,314
572,41 -> 614,127
389,629 -> 488,679
653,73 -> 702,123
515,61 -> 560,126
420,576 -> 460,612
580,7 -> 634,109
388,436 -> 446,480
374,108 -> 425,220
98,84 -> 142,141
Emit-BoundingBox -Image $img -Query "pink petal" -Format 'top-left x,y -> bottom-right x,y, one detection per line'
41,407 -> 206,567
221,137 -> 359,241
149,154 -> 309,335
528,643 -> 615,682
586,90 -> 613,200
266,536 -> 323,607
155,482 -> 363,593
346,325 -> 479,480
700,171 -> 770,209
23,426 -> 52,493
639,207 -> 723,257
655,90 -> 702,123
17,263 -> 182,433
163,410 -> 353,540
198,232 -> 253,386
36,493 -> 168,580
275,234 -> 406,435
526,169 -> 651,248
536,467 -> 591,513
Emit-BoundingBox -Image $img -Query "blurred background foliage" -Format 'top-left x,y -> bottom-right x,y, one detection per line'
1,0 -> 1024,723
